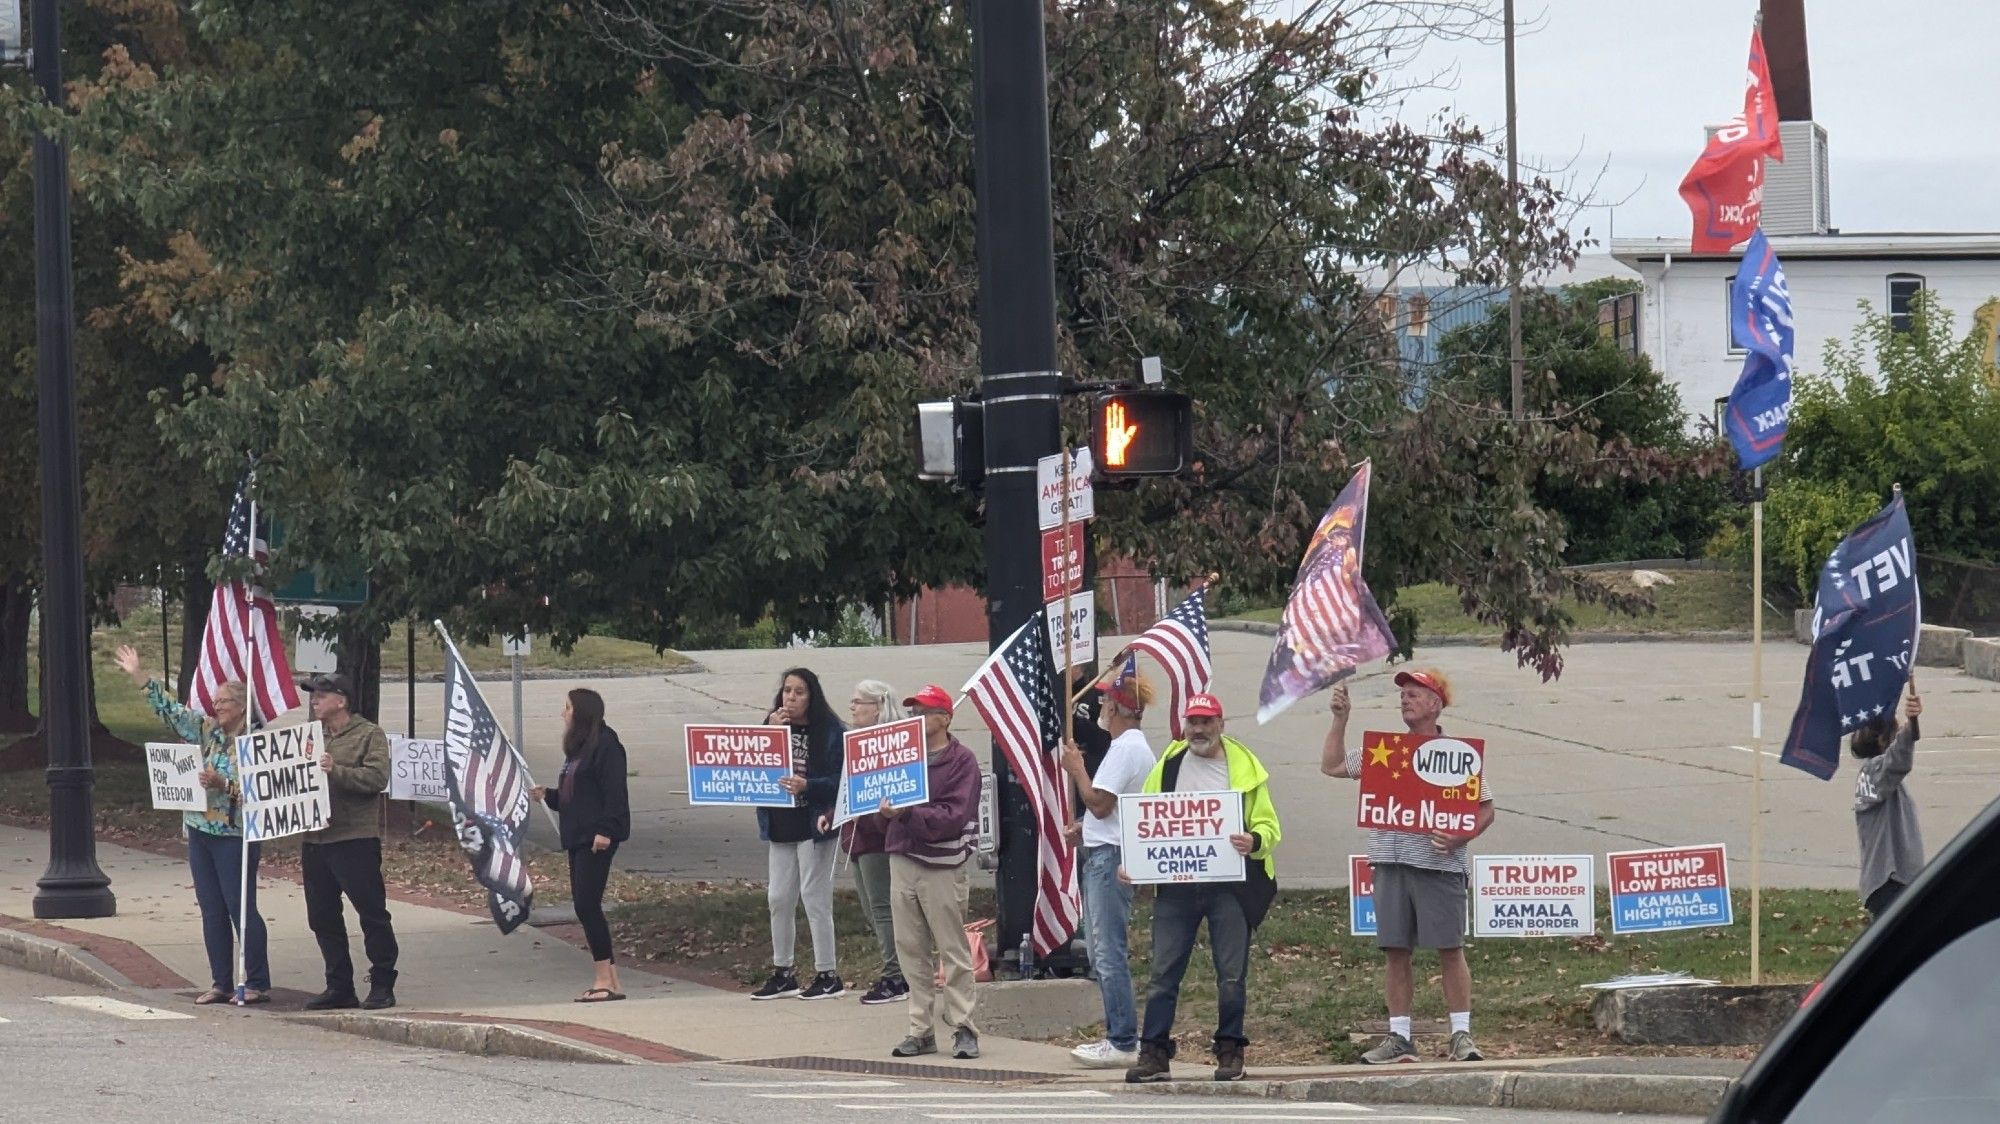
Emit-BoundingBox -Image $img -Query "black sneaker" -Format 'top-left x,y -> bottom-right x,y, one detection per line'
798,971 -> 846,1000
750,968 -> 800,1000
361,970 -> 397,1011
302,988 -> 359,1012
859,976 -> 907,1005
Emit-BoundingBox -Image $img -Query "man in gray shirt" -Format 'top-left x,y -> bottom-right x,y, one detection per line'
1853,691 -> 1924,919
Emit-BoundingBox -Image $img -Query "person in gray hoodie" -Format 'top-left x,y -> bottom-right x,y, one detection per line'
1853,689 -> 1924,919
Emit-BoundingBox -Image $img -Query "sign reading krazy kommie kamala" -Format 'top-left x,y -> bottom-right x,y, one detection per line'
236,721 -> 332,841
1356,732 -> 1483,836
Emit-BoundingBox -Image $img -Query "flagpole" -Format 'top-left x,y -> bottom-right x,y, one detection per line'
1749,465 -> 1764,986
233,488 -> 257,1006
1059,445 -> 1076,751
432,620 -> 560,834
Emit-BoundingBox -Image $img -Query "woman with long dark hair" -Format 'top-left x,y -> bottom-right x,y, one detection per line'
530,688 -> 630,1001
750,667 -> 846,1000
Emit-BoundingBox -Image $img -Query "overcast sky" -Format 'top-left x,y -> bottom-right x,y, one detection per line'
1370,0 -> 2000,244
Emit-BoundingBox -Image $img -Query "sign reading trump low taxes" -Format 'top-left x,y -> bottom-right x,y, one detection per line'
1348,855 -> 1376,937
1356,732 -> 1484,836
837,717 -> 928,822
145,743 -> 206,812
236,721 -> 332,842
1473,855 -> 1595,938
1608,845 -> 1733,934
685,724 -> 796,807
389,736 -> 449,802
1118,791 -> 1245,885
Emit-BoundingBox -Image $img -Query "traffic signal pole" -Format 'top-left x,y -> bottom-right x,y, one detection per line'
970,0 -> 1062,968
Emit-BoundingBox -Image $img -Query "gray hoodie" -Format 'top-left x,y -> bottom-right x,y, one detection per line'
1853,720 -> 1923,899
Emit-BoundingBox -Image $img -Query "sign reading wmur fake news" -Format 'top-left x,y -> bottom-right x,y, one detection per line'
1355,732 -> 1484,836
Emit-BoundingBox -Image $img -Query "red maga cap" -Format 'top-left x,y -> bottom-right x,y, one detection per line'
902,684 -> 954,714
1183,693 -> 1223,718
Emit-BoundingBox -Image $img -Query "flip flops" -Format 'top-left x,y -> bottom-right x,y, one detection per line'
575,987 -> 626,1003
193,988 -> 230,1005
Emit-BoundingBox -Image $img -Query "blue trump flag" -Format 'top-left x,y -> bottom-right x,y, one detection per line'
1724,229 -> 1794,469
1780,495 -> 1921,779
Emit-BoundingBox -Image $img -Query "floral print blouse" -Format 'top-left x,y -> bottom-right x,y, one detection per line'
143,679 -> 241,837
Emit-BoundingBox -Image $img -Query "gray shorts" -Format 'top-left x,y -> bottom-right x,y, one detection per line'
1373,864 -> 1468,950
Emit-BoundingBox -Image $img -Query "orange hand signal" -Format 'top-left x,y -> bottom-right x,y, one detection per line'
1105,401 -> 1138,467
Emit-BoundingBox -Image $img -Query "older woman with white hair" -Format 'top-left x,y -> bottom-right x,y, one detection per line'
841,679 -> 908,1005
115,644 -> 270,1004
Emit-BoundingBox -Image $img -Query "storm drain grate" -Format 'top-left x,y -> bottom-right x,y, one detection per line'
732,1055 -> 1066,1084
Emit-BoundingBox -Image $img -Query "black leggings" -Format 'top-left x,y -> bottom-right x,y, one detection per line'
569,842 -> 618,962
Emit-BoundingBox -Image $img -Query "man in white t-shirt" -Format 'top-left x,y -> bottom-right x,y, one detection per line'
1059,668 -> 1158,1069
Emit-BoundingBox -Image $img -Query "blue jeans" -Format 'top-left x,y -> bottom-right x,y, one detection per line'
187,828 -> 268,991
1139,883 -> 1249,1052
1081,844 -> 1137,1049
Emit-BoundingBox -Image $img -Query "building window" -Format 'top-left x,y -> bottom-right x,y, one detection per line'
1597,291 -> 1640,357
1725,275 -> 1745,355
1376,293 -> 1398,328
1888,273 -> 1926,334
1407,292 -> 1430,338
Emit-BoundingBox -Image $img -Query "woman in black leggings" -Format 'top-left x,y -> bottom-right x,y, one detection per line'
530,688 -> 631,1001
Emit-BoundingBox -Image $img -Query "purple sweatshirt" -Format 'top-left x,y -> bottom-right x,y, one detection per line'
885,736 -> 980,868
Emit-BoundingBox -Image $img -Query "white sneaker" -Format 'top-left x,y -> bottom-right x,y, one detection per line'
1071,1039 -> 1139,1069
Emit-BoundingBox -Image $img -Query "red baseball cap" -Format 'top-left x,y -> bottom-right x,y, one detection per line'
1184,693 -> 1224,719
902,684 -> 954,714
1394,669 -> 1452,707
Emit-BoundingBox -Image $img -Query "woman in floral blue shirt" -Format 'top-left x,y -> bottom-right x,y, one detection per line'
114,644 -> 271,1004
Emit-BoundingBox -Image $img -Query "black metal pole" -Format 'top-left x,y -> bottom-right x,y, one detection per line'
971,0 -> 1062,969
31,0 -> 116,919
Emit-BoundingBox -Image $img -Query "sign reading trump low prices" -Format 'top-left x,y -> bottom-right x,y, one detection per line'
1348,855 -> 1376,937
1356,732 -> 1484,836
686,724 -> 796,807
835,717 -> 928,824
1473,855 -> 1595,938
1608,845 -> 1733,935
1119,791 -> 1246,885
236,721 -> 332,842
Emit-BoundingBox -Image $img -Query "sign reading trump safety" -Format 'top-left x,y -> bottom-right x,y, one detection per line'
236,721 -> 331,841
1118,791 -> 1245,885
1356,731 -> 1484,836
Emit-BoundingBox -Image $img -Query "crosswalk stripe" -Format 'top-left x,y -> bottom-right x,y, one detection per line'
758,1091 -> 1112,1101
918,1115 -> 1464,1123
39,996 -> 194,1021
837,1106 -> 1380,1115
711,1080 -> 904,1088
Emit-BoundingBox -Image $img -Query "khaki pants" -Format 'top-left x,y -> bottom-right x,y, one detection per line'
890,854 -> 977,1038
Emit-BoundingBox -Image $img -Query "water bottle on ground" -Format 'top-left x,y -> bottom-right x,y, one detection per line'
1017,935 -> 1034,980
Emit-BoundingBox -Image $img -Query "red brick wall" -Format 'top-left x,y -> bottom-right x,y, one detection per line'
889,557 -> 1184,645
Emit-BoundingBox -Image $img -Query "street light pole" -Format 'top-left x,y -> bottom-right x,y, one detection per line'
29,0 -> 117,919
1503,0 -> 1524,421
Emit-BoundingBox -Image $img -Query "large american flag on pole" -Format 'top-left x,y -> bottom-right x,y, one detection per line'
1256,460 -> 1395,723
437,623 -> 536,934
1129,587 -> 1212,740
190,467 -> 300,724
961,615 -> 1079,958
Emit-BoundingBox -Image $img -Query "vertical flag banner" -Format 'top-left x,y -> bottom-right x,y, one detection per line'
962,615 -> 1080,957
1127,587 -> 1212,739
1678,27 -> 1782,254
1725,230 -> 1795,468
438,627 -> 537,933
191,466 -> 301,724
1781,495 -> 1920,779
1258,461 -> 1395,723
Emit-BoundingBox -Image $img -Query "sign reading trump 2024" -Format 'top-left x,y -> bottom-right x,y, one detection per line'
1118,791 -> 1245,885
1473,855 -> 1595,938
236,721 -> 331,841
1356,731 -> 1484,836
839,718 -> 928,820
1609,845 -> 1733,935
685,724 -> 796,807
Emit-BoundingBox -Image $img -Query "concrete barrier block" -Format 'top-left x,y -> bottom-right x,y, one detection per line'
1918,624 -> 1972,667
973,977 -> 1103,1039
1591,984 -> 1809,1046
1963,638 -> 2000,681
1793,609 -> 1814,645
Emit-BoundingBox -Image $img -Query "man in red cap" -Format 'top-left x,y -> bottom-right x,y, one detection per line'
882,684 -> 983,1061
1323,668 -> 1495,1063
1123,692 -> 1281,1084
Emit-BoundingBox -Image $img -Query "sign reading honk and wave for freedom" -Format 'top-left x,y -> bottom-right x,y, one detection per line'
1119,790 -> 1245,885
1355,732 -> 1484,836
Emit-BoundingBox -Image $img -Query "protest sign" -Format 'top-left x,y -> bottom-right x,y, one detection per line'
686,724 -> 796,807
1041,523 -> 1085,602
1608,845 -> 1733,934
1045,591 -> 1097,673
145,742 -> 206,812
1118,790 -> 1245,885
1355,731 -> 1484,836
236,721 -> 331,842
1348,855 -> 1376,937
1036,447 -> 1095,531
835,718 -> 928,825
389,736 -> 449,802
1473,855 -> 1595,938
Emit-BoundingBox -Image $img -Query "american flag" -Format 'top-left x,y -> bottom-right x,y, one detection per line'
1257,461 -> 1395,724
190,468 -> 301,724
961,615 -> 1079,958
1129,587 -> 1212,740
440,631 -> 535,934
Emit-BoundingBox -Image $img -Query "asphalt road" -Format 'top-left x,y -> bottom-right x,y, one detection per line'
0,965 -> 1701,1124
378,632 -> 2000,891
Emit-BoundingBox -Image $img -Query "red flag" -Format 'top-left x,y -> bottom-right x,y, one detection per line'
1678,28 -> 1783,254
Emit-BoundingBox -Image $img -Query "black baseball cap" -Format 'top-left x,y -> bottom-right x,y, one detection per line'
298,673 -> 356,703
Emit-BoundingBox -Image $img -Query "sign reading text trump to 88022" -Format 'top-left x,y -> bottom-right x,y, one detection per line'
1473,855 -> 1595,938
1118,791 -> 1245,885
235,721 -> 332,842
1356,731 -> 1483,836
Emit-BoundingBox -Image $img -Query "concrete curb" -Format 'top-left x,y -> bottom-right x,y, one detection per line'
1211,619 -> 1775,646
1133,1071 -> 1734,1115
385,664 -> 706,685
0,926 -> 129,991
288,1012 -> 640,1064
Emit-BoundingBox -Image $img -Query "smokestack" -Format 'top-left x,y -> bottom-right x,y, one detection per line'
1760,0 -> 1813,121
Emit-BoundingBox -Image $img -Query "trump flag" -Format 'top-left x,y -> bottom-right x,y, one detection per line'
1724,230 -> 1795,469
1678,28 -> 1782,254
1257,461 -> 1395,724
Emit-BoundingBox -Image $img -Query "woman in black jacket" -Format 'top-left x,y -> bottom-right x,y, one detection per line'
749,667 -> 847,1001
531,688 -> 630,1001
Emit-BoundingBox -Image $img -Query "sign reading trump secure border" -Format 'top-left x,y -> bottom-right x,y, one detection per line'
236,721 -> 331,841
1118,791 -> 1245,885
